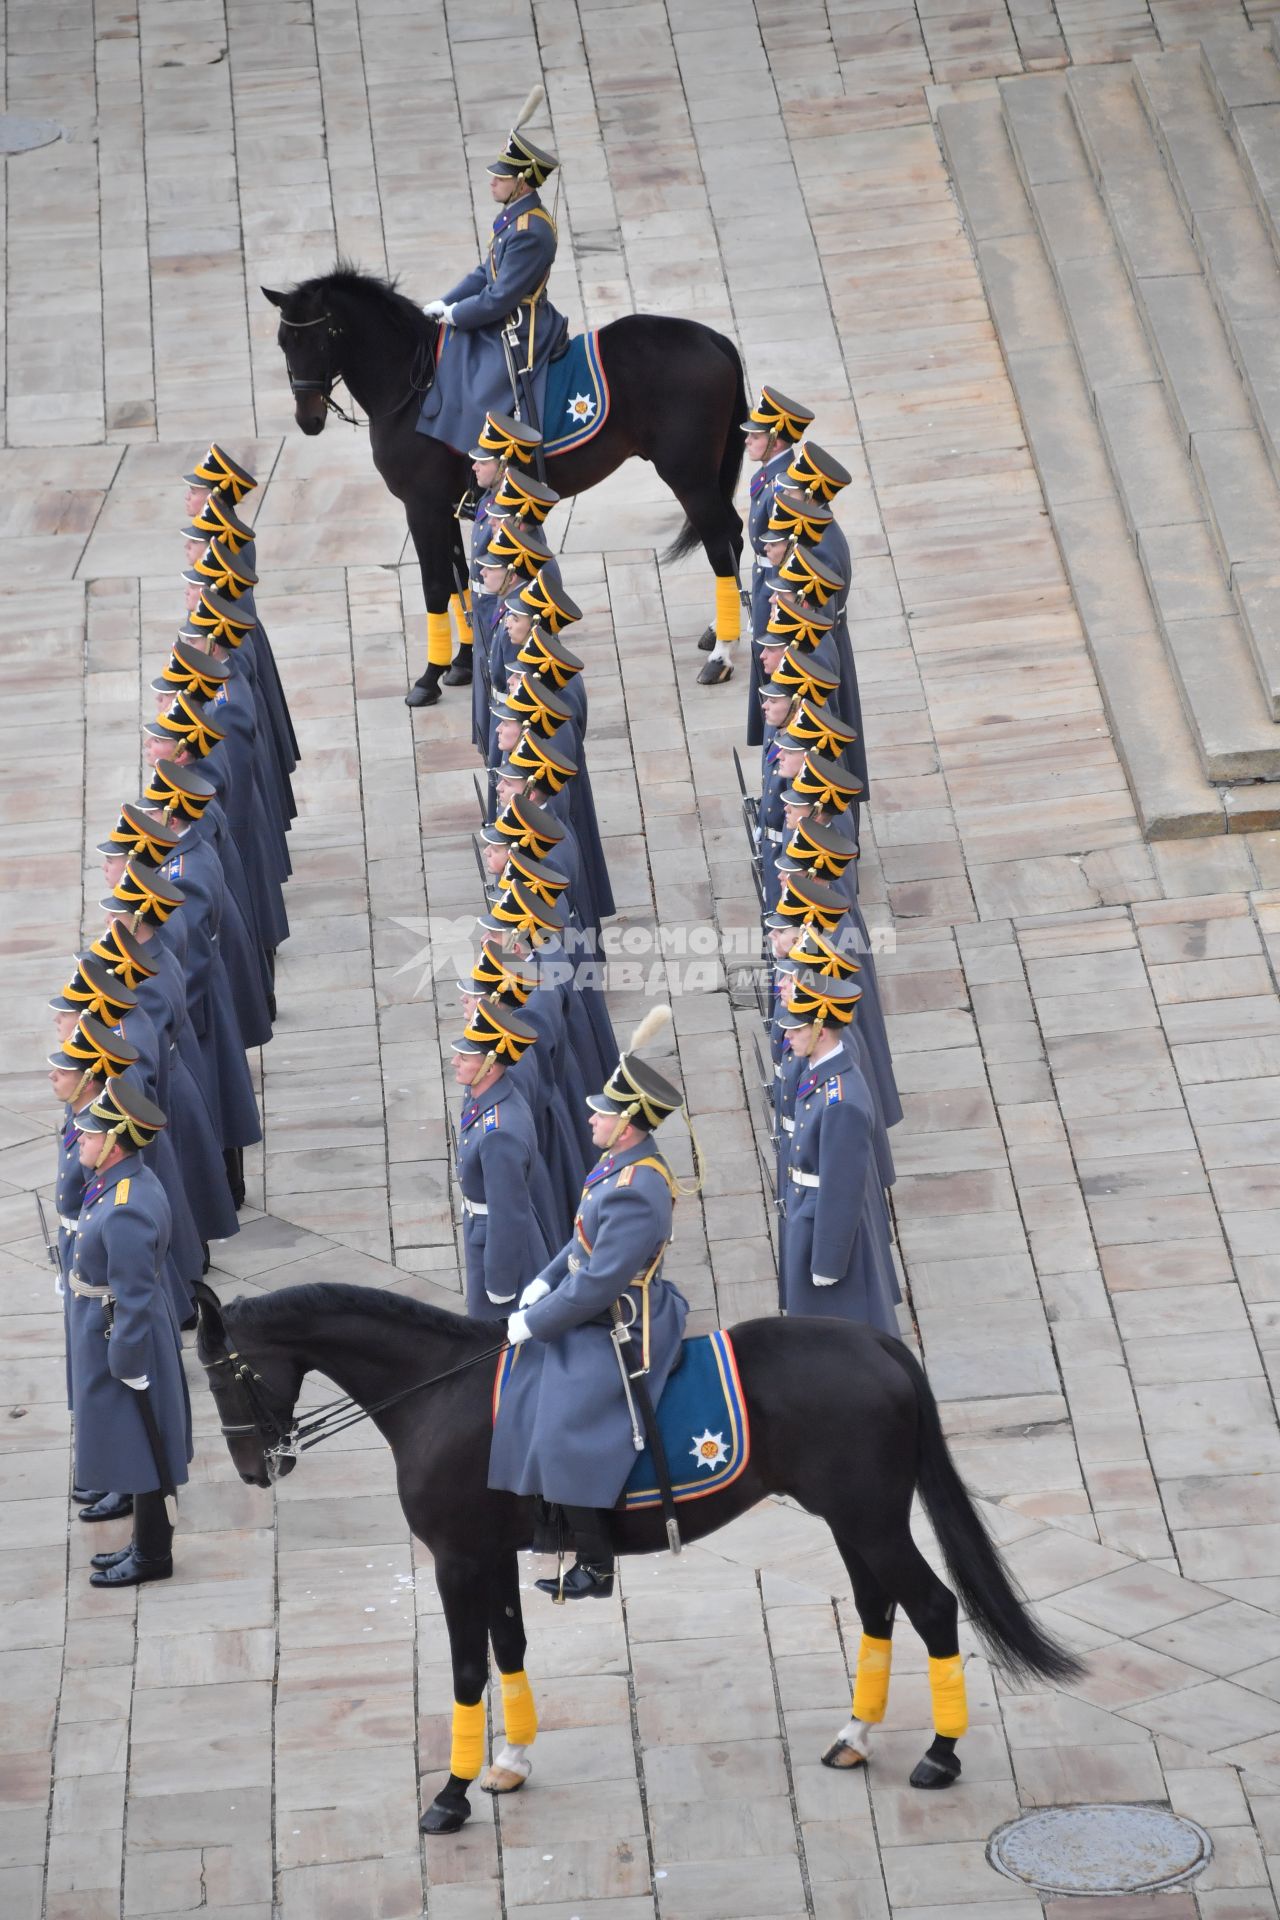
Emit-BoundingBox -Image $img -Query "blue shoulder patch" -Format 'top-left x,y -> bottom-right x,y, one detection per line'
163,855 -> 183,882
482,1107 -> 499,1133
214,686 -> 229,707
826,1078 -> 842,1105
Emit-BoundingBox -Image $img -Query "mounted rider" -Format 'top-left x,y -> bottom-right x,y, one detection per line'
419,98 -> 568,458
488,1009 -> 700,1600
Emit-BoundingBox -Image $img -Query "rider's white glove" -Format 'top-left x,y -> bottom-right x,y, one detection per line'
507,1311 -> 532,1347
440,303 -> 457,326
121,1374 -> 150,1389
422,299 -> 447,319
519,1277 -> 551,1309
811,1274 -> 838,1289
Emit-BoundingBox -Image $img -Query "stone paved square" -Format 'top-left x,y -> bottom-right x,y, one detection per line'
6,0 -> 1280,1915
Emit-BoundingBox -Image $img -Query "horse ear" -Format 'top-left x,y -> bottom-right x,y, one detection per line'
261,286 -> 286,309
195,1279 -> 226,1352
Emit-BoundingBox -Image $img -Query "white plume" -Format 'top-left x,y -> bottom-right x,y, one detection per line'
513,85 -> 546,131
628,1005 -> 672,1054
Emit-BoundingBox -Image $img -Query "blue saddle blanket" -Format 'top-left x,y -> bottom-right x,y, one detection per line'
493,1329 -> 749,1510
543,331 -> 609,456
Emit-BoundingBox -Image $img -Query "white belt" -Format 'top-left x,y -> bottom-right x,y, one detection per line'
461,1197 -> 489,1216
764,828 -> 785,844
68,1271 -> 110,1299
59,1214 -> 77,1232
782,1117 -> 794,1135
790,1169 -> 819,1187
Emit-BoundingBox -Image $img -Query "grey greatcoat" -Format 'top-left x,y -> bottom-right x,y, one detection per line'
745,446 -> 796,745
457,1078 -> 552,1320
66,1154 -> 193,1492
780,1038 -> 899,1333
419,191 -> 569,454
488,1137 -> 689,1508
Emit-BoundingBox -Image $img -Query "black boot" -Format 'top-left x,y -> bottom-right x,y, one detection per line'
442,649 -> 473,686
534,1506 -> 615,1600
89,1489 -> 172,1588
405,664 -> 446,709
79,1490 -> 133,1523
72,1486 -> 106,1506
224,1147 -> 245,1211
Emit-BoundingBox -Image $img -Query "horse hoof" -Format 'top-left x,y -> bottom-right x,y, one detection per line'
697,656 -> 734,686
480,1765 -> 528,1796
909,1752 -> 961,1790
420,1796 -> 470,1834
820,1739 -> 867,1771
695,625 -> 716,652
405,675 -> 442,709
442,657 -> 473,686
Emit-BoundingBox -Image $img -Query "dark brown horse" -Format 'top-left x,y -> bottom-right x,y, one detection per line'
262,269 -> 748,704
197,1280 -> 1081,1838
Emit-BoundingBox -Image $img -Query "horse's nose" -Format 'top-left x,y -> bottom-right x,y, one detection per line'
296,404 -> 326,436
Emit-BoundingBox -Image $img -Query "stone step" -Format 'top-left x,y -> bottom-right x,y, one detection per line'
1135,49 -> 1280,486
1202,28 -> 1280,276
1065,62 -> 1280,728
936,94 -> 1266,836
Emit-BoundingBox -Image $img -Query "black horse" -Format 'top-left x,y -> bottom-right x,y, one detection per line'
262,269 -> 748,705
197,1280 -> 1080,1837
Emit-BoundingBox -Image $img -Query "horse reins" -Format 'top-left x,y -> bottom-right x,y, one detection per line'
204,1338 -> 509,1470
278,311 -> 436,428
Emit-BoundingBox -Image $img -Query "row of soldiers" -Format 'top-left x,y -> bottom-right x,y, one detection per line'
443,389 -> 903,1335
443,409 -> 624,1317
44,444 -> 299,1588
740,388 -> 903,1335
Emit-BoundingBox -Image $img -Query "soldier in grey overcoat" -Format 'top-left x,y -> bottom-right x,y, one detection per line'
776,974 -> 900,1334
738,385 -> 815,701
419,127 -> 567,453
488,1017 -> 694,1600
452,997 -> 554,1320
64,1077 -> 193,1588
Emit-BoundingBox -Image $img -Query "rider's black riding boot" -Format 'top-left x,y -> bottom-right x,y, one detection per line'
534,1506 -> 615,1600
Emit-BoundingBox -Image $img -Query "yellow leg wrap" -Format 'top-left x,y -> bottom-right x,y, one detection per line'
714,574 -> 740,643
500,1669 -> 538,1747
450,590 -> 473,649
427,608 -> 453,667
449,1698 -> 487,1780
928,1655 -> 969,1740
851,1634 -> 893,1725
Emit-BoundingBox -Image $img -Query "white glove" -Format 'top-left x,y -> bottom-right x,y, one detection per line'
422,299 -> 447,319
812,1274 -> 839,1289
519,1277 -> 551,1308
440,302 -> 457,326
507,1311 -> 532,1346
121,1374 -> 149,1389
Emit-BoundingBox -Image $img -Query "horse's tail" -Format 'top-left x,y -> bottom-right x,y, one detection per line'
877,1334 -> 1084,1684
660,327 -> 749,567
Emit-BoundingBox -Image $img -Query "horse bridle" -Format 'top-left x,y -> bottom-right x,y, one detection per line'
202,1336 -> 508,1478
278,309 -> 436,427
278,312 -> 364,425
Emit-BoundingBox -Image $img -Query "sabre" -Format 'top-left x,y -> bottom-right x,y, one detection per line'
34,1191 -> 58,1269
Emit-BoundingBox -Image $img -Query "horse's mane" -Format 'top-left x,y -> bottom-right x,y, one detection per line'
294,260 -> 430,336
224,1281 -> 489,1344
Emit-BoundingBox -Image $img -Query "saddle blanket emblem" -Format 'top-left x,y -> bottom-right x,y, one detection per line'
543,331 -> 610,456
492,1329 -> 750,1509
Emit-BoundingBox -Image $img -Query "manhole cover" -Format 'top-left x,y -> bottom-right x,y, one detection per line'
988,1804 -> 1212,1896
0,115 -> 62,155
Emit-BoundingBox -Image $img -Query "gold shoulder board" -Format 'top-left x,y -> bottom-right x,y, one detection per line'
115,1178 -> 131,1204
